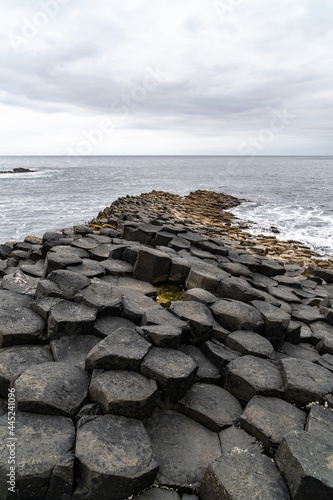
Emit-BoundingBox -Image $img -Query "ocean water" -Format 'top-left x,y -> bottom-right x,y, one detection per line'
0,156 -> 332,257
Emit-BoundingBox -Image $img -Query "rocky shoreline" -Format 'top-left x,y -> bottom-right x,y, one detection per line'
0,190 -> 332,499
0,168 -> 35,174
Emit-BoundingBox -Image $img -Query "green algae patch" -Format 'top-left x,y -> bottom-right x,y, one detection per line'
156,283 -> 185,309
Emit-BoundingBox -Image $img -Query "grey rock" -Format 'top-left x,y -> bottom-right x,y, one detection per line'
100,258 -> 134,276
0,412 -> 75,500
93,315 -> 137,338
118,277 -> 157,296
140,347 -> 198,401
225,355 -> 284,402
141,308 -> 188,330
44,245 -> 89,275
257,258 -> 286,277
74,281 -> 122,315
122,291 -> 161,325
1,269 -> 40,296
89,243 -> 119,261
48,269 -> 90,298
0,345 -> 52,396
225,330 -> 275,359
240,396 -> 306,448
137,324 -> 184,348
251,300 -> 290,349
201,340 -> 240,370
30,296 -> 63,320
145,410 -> 221,490
211,299 -> 264,333
310,321 -> 333,343
183,287 -> 217,306
0,304 -> 45,347
133,248 -> 171,284
169,236 -> 191,251
185,264 -> 227,291
291,303 -> 325,324
178,345 -> 221,383
50,335 -> 100,369
75,414 -> 158,500
15,361 -> 89,416
134,488 -> 181,499
317,335 -> 333,355
306,405 -> 333,445
89,370 -> 159,419
72,237 -> 99,250
219,425 -> 258,454
211,321 -> 230,343
85,327 -> 151,372
219,262 -> 253,278
267,285 -> 301,303
275,430 -> 333,499
280,342 -> 320,362
217,276 -> 265,303
200,444 -> 289,500
168,256 -> 191,283
169,301 -> 214,344
47,300 -> 97,340
280,357 -> 333,406
67,258 -> 106,278
179,382 -> 242,431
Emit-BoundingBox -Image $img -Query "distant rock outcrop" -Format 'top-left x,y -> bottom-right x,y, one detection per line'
0,167 -> 35,174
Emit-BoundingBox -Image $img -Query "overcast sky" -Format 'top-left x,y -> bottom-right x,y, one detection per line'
0,0 -> 332,155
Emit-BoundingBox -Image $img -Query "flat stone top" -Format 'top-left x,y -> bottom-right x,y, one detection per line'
226,355 -> 284,394
0,345 -> 53,379
141,348 -> 198,379
90,370 -> 158,402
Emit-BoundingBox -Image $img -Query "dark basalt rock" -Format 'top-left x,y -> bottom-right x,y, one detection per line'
1,269 -> 40,296
169,300 -> 214,345
251,300 -> 290,349
75,414 -> 158,500
93,315 -> 137,338
47,300 -> 97,340
137,324 -> 185,348
0,304 -> 45,347
225,330 -> 275,359
133,248 -> 171,284
201,340 -> 240,371
122,291 -> 161,325
134,488 -> 181,499
178,345 -> 222,384
50,335 -> 100,369
74,281 -> 122,315
145,409 -> 221,491
305,405 -> 333,444
211,299 -> 265,333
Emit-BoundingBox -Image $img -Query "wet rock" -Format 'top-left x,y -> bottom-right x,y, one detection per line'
140,347 -> 198,401
0,345 -> 52,396
15,362 -> 89,416
251,300 -> 290,349
169,301 -> 214,344
178,345 -> 221,384
183,288 -> 217,306
74,281 -> 122,315
50,335 -> 100,369
145,410 -> 221,491
86,327 -> 151,372
275,430 -> 333,499
225,330 -> 274,359
200,444 -> 289,500
89,370 -> 159,419
1,269 -> 40,296
211,299 -> 264,333
93,315 -> 136,338
48,300 -> 97,340
75,414 -> 158,500
137,324 -> 184,348
240,396 -> 306,449
0,411 -> 75,500
133,248 -> 171,284
179,382 -> 242,431
225,355 -> 284,402
280,357 -> 333,406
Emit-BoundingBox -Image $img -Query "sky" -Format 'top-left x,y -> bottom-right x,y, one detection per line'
0,0 -> 332,155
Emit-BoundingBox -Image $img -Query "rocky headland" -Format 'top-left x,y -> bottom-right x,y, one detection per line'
0,190 -> 332,499
0,168 -> 35,174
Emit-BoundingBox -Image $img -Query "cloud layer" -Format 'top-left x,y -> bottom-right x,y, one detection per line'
0,0 -> 332,154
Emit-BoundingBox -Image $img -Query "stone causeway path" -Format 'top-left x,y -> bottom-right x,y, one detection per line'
0,190 -> 332,499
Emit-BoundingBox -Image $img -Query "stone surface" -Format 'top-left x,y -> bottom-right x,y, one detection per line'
48,300 -> 97,340
240,396 -> 306,448
140,347 -> 198,401
275,430 -> 333,500
251,300 -> 290,349
183,287 -> 217,306
217,276 -> 265,303
48,269 -> 90,298
179,382 -> 242,431
178,345 -> 221,383
100,258 -> 134,276
201,340 -> 240,370
211,299 -> 265,333
0,411 -> 75,500
133,248 -> 171,284
280,357 -> 333,406
93,315 -> 136,337
225,355 -> 284,402
305,405 -> 333,444
50,335 -> 100,369
219,425 -> 258,454
15,361 -> 89,416
185,264 -> 226,291
67,258 -> 106,278
1,269 -> 40,296
225,330 -> 275,359
85,327 -> 151,372
74,280 -> 122,315
89,370 -> 159,419
75,414 -> 158,500
137,324 -> 184,348
169,301 -> 214,344
0,304 -> 45,347
134,489 -> 181,499
291,303 -> 325,324
117,277 -> 157,296
145,410 -> 221,491
200,444 -> 290,500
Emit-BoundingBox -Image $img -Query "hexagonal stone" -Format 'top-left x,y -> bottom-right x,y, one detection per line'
89,370 -> 159,418
85,328 -> 151,372
275,431 -> 333,499
133,248 -> 171,284
225,355 -> 284,402
169,301 -> 214,344
0,345 -> 52,397
50,335 -> 100,369
134,488 -> 181,499
47,300 -> 97,340
15,361 -> 89,416
291,303 -> 325,324
122,291 -> 161,325
93,315 -> 136,338
178,345 -> 221,384
141,308 -> 188,330
74,281 -> 122,315
310,321 -> 333,343
219,425 -> 258,454
258,258 -> 286,277
75,414 -> 158,500
317,335 -> 333,355
200,444 -> 290,500
183,288 -> 217,306
185,264 -> 227,291
137,324 -> 185,348
280,357 -> 333,406
179,382 -> 242,431
267,285 -> 301,303
280,342 -> 320,363
90,243 -> 119,260
44,245 -> 88,275
239,396 -> 306,449
0,412 -> 75,500
118,277 -> 157,296
140,348 -> 198,401
217,276 -> 265,303
211,299 -> 264,333
200,340 -> 240,371
100,258 -> 134,276
30,296 -> 62,320
225,330 -> 274,359
251,300 -> 290,349
0,305 -> 45,347
145,410 -> 221,490
67,258 -> 106,278
1,269 -> 40,296
306,405 -> 333,444
48,269 -> 91,298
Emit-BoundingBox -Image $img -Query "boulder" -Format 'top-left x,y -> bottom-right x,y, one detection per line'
50,335 -> 100,369
251,300 -> 290,349
145,410 -> 221,491
211,299 -> 264,333
75,415 -> 158,500
47,300 -> 97,340
0,305 -> 45,347
137,324 -> 184,348
178,345 -> 221,384
140,347 -> 198,401
74,281 -> 122,315
15,362 -> 89,416
93,316 -> 137,338
0,412 -> 75,500
89,370 -> 159,419
169,301 -> 214,344
1,270 -> 40,296
225,330 -> 275,359
275,430 -> 333,499
133,248 -> 171,284
306,405 -> 333,445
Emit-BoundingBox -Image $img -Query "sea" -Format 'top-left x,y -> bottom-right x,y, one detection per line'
0,156 -> 332,257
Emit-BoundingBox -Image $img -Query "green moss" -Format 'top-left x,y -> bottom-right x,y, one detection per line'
156,283 -> 185,309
